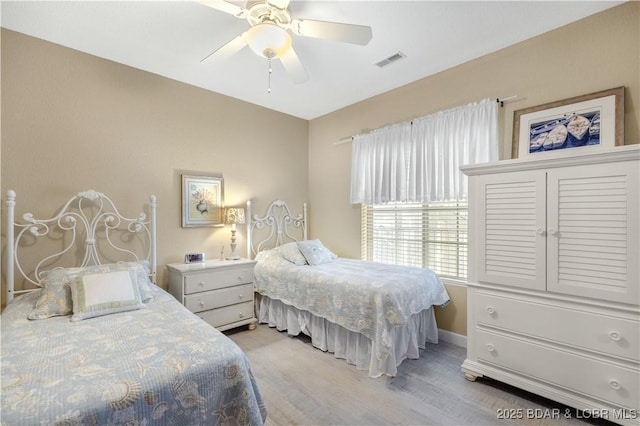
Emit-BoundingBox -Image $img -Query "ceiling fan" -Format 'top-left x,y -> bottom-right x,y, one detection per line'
199,0 -> 373,84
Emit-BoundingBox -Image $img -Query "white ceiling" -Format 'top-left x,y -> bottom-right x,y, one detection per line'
1,1 -> 623,120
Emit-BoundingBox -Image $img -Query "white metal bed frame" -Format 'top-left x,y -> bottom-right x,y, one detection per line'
246,199 -> 307,258
5,189 -> 157,303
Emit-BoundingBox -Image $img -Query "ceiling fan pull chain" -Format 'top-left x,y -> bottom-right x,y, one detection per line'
267,57 -> 272,94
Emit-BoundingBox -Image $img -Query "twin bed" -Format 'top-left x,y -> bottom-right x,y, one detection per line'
1,190 -> 266,425
246,200 -> 451,378
1,191 -> 450,423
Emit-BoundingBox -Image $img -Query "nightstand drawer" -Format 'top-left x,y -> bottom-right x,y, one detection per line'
184,265 -> 254,294
184,283 -> 253,313
197,301 -> 254,329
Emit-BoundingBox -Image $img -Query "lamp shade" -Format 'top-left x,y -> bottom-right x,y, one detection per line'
246,22 -> 292,59
224,207 -> 246,225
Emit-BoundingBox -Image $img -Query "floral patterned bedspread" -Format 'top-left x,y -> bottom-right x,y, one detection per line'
1,286 -> 267,425
254,249 -> 450,361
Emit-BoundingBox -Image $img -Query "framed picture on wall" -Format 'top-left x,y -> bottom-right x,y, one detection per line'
181,174 -> 224,227
512,86 -> 624,159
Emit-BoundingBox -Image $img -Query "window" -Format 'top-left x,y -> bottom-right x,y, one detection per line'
361,202 -> 467,280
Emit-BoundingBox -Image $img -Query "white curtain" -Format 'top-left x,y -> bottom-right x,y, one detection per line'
350,98 -> 498,204
350,122 -> 412,205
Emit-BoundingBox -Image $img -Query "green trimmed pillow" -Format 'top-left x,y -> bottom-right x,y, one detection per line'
69,269 -> 144,321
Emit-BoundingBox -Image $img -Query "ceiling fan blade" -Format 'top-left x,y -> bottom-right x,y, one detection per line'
201,33 -> 248,63
279,47 -> 308,84
197,0 -> 246,18
292,19 -> 372,46
267,0 -> 290,10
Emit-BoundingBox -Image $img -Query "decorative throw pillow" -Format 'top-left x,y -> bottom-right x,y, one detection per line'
278,242 -> 308,266
66,262 -> 155,303
27,261 -> 155,320
297,239 -> 336,266
27,268 -> 73,320
69,269 -> 144,321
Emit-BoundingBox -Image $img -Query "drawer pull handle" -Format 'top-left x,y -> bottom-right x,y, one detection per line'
486,344 -> 495,352
486,306 -> 495,315
609,331 -> 621,341
609,380 -> 621,390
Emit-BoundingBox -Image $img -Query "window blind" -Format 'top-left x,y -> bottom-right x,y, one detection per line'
362,202 -> 468,280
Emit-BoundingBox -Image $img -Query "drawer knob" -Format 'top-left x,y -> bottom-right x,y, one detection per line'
237,275 -> 244,281
239,312 -> 245,318
486,343 -> 495,352
198,282 -> 205,287
238,294 -> 244,299
609,380 -> 621,390
609,331 -> 621,341
199,301 -> 205,307
486,306 -> 495,315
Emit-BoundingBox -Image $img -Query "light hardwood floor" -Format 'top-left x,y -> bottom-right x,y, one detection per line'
227,324 -> 614,426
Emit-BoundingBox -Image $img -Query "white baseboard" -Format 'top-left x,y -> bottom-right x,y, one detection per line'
438,328 -> 466,348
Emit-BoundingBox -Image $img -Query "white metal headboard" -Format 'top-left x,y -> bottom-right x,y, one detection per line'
5,189 -> 157,303
246,200 -> 307,259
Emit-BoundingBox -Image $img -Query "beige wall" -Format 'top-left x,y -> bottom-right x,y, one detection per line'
307,2 -> 640,336
1,29 -> 308,305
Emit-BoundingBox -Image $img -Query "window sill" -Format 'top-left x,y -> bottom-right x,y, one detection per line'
440,277 -> 468,287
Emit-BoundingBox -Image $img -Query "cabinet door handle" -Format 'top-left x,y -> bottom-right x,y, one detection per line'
548,228 -> 557,236
609,379 -> 621,390
609,331 -> 621,341
536,228 -> 545,235
486,306 -> 495,315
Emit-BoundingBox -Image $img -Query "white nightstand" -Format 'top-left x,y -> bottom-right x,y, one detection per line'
167,258 -> 257,331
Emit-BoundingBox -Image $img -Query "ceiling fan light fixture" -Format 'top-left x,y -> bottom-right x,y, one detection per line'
246,22 -> 292,59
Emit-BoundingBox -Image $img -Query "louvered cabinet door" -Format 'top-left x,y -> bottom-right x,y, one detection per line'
475,170 -> 546,290
547,162 -> 639,304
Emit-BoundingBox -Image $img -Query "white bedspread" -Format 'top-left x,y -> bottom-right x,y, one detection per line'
254,249 -> 450,363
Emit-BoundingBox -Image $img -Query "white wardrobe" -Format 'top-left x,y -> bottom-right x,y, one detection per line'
461,145 -> 639,425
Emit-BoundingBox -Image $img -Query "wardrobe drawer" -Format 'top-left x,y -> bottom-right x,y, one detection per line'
197,301 -> 254,329
184,283 -> 253,313
184,265 -> 254,294
475,330 -> 639,410
475,293 -> 639,361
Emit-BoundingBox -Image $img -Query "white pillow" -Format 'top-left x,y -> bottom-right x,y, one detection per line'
297,239 -> 336,266
69,270 -> 144,321
278,242 -> 308,265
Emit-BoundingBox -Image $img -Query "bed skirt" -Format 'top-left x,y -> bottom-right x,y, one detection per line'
256,294 -> 440,378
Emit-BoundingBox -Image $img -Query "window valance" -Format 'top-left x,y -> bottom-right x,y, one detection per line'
350,98 -> 498,204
